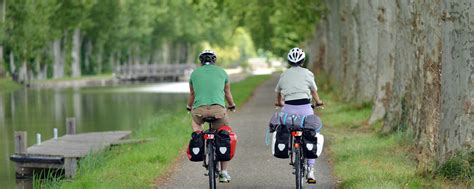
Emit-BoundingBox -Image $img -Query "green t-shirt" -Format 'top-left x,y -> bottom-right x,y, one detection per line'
190,64 -> 228,108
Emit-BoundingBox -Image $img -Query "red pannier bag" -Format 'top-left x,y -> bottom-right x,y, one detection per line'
216,125 -> 237,161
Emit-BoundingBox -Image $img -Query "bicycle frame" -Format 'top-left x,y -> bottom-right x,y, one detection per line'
289,129 -> 305,189
202,122 -> 218,189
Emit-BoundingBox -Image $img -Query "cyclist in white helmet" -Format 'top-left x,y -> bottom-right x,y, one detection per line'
275,47 -> 324,182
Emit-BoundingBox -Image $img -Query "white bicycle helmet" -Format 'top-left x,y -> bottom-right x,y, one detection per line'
199,49 -> 217,65
287,47 -> 305,64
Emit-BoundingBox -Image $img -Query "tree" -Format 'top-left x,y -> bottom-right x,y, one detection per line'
5,0 -> 55,83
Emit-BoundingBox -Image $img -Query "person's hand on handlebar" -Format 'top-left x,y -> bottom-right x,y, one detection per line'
227,104 -> 236,112
312,100 -> 325,109
274,100 -> 284,107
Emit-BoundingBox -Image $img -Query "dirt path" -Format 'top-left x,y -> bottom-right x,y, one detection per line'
159,75 -> 335,189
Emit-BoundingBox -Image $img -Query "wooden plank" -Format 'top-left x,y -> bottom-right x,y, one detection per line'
66,117 -> 76,135
64,158 -> 77,179
14,131 -> 27,155
26,131 -> 131,158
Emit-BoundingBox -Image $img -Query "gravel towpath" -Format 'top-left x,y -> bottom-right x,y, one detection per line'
160,75 -> 335,189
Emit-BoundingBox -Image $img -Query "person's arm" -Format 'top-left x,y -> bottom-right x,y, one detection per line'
187,84 -> 195,111
275,91 -> 284,107
311,89 -> 323,105
224,83 -> 236,109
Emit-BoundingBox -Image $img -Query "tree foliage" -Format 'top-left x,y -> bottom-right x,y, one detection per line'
221,0 -> 325,56
1,0 -> 324,80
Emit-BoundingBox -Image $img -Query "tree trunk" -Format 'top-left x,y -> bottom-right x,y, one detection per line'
109,52 -> 115,72
18,59 -> 27,84
152,48 -> 160,64
316,0 -> 473,173
9,51 -> 15,78
84,39 -> 92,74
0,46 -> 4,78
0,0 -> 5,77
34,56 -> 40,80
174,43 -> 183,64
127,47 -> 132,65
52,39 -> 64,79
116,51 -> 121,66
369,0 -> 396,125
71,28 -> 81,77
162,41 -> 170,64
185,43 -> 195,64
96,47 -> 103,74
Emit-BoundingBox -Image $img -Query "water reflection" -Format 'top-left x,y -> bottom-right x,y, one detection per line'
0,83 -> 188,188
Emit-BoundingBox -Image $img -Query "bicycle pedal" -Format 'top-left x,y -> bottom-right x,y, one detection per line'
307,179 -> 317,184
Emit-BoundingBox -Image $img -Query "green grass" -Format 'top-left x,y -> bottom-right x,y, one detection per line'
435,150 -> 473,183
316,73 -> 450,188
0,78 -> 22,93
39,74 -> 270,189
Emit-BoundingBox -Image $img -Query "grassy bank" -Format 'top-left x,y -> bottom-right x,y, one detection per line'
0,78 -> 22,93
44,74 -> 270,188
316,74 -> 454,188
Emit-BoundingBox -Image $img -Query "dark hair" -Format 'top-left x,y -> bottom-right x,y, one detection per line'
288,59 -> 304,67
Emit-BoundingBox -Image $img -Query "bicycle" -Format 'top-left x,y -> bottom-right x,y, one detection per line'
201,117 -> 219,189
276,103 -> 323,189
289,126 -> 308,189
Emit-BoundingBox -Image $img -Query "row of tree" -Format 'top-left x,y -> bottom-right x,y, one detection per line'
0,0 -> 324,83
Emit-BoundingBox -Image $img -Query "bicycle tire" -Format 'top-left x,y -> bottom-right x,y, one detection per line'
208,142 -> 217,189
295,147 -> 303,189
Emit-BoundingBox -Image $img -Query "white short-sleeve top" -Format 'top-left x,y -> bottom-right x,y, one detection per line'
275,66 -> 318,101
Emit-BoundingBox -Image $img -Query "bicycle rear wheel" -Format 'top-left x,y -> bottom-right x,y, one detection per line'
295,148 -> 303,189
207,142 -> 217,189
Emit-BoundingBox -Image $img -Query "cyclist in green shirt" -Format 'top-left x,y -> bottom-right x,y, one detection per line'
187,49 -> 236,183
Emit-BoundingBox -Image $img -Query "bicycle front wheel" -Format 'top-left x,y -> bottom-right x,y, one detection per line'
295,147 -> 303,189
207,142 -> 217,189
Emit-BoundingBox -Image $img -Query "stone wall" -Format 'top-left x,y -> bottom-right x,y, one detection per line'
308,0 -> 473,171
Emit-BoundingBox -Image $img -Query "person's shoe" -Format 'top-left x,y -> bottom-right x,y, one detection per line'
307,167 -> 316,184
219,170 -> 231,183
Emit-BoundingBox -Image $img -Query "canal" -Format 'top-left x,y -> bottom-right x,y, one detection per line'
0,83 -> 189,188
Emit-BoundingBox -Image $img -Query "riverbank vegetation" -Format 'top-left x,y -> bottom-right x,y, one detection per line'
0,78 -> 21,93
34,75 -> 270,188
316,73 -> 470,188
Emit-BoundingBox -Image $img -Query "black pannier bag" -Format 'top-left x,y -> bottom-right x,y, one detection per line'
272,124 -> 290,158
302,129 -> 319,158
215,129 -> 232,161
187,132 -> 205,161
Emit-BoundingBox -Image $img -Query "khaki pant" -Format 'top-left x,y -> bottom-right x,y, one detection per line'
191,105 -> 228,129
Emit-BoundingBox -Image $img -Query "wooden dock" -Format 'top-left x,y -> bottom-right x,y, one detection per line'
10,118 -> 131,178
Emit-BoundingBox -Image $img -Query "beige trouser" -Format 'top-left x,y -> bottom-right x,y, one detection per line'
191,105 -> 228,129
